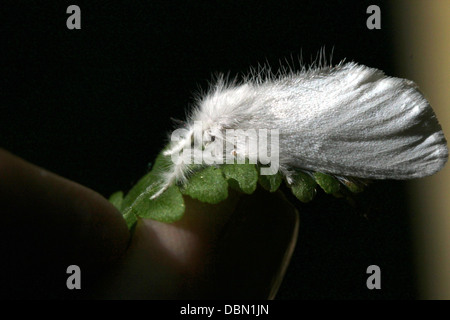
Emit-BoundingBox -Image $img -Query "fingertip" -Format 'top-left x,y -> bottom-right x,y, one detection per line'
0,149 -> 130,298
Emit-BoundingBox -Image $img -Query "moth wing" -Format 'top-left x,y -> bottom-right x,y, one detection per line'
271,63 -> 448,179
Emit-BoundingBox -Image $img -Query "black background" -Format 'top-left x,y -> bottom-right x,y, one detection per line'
1,1 -> 416,299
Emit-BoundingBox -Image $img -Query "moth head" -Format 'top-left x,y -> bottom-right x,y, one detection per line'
203,125 -> 222,143
164,121 -> 224,163
186,119 -> 219,145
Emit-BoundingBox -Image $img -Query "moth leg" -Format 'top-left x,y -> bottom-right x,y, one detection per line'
150,184 -> 169,200
163,139 -> 187,156
163,129 -> 194,156
280,167 -> 295,185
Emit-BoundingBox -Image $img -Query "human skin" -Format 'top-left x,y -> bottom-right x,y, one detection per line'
0,148 -> 298,299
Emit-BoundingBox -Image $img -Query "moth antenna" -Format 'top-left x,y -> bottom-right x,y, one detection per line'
170,117 -> 186,127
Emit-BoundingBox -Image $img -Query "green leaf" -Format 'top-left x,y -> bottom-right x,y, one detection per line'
123,209 -> 138,229
121,171 -> 158,210
121,152 -> 171,209
289,171 -> 317,203
222,163 -> 258,194
121,172 -> 185,223
109,191 -> 124,211
258,172 -> 283,192
313,172 -> 341,194
150,150 -> 173,173
180,166 -> 228,204
127,184 -> 185,223
120,152 -> 185,225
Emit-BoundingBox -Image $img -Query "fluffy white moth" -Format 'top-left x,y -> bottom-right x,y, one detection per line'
151,61 -> 448,199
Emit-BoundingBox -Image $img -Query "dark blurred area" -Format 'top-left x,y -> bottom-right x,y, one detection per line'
0,1 -> 418,299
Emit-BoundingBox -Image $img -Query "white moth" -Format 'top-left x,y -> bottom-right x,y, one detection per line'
151,61 -> 448,199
